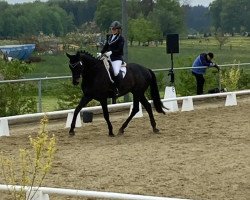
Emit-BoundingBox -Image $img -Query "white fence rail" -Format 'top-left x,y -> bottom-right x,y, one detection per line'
0,63 -> 249,112
0,90 -> 249,199
1,89 -> 249,136
0,184 -> 190,200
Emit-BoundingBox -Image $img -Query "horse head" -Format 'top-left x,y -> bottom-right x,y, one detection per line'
66,51 -> 99,85
66,52 -> 83,85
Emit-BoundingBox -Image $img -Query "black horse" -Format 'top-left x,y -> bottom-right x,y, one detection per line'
66,50 -> 166,137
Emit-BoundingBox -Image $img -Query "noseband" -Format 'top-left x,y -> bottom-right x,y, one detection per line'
69,61 -> 83,68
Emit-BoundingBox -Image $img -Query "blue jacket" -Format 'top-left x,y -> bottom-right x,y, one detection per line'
101,34 -> 124,61
192,53 -> 213,74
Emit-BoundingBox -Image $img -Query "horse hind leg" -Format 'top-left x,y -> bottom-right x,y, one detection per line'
140,95 -> 159,133
118,98 -> 140,135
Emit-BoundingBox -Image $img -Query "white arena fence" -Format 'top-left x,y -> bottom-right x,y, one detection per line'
0,63 -> 249,113
0,89 -> 249,137
0,184 -> 190,200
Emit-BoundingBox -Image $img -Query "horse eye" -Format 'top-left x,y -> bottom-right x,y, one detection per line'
80,61 -> 82,65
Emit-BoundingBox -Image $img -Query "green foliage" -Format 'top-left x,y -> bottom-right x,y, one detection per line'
238,69 -> 250,89
0,2 -> 74,37
220,65 -> 241,91
94,0 -> 122,31
210,0 -> 250,34
0,60 -> 37,117
128,16 -> 162,45
175,70 -> 196,96
0,116 -> 56,200
57,81 -> 99,110
149,0 -> 184,35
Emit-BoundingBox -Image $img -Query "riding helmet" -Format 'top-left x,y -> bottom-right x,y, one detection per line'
110,21 -> 122,29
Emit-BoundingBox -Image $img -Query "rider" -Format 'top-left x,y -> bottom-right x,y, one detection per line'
101,20 -> 124,96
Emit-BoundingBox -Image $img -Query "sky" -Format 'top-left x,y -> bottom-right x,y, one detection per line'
5,0 -> 215,7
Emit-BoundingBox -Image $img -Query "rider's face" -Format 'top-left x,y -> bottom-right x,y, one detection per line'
111,27 -> 118,34
207,55 -> 212,61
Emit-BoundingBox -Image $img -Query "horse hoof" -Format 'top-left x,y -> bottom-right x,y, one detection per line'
109,133 -> 115,137
153,128 -> 160,133
69,131 -> 75,136
117,129 -> 124,136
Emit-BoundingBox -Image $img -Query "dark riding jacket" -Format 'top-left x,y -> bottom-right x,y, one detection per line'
192,53 -> 214,75
101,34 -> 124,61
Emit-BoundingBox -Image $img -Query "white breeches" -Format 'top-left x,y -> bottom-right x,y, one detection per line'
111,60 -> 122,76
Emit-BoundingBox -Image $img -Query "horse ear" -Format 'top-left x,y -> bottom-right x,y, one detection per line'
66,52 -> 72,59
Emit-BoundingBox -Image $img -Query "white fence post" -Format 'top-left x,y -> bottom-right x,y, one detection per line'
181,97 -> 194,111
163,86 -> 179,112
0,118 -> 10,137
225,93 -> 237,106
65,113 -> 82,128
26,190 -> 50,200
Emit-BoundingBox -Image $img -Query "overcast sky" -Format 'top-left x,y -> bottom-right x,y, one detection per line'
6,0 -> 215,7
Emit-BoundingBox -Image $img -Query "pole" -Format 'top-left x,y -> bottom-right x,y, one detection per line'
121,0 -> 130,102
38,79 -> 42,112
168,53 -> 175,85
121,0 -> 128,63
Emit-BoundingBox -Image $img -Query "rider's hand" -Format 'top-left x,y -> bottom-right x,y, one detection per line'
213,63 -> 220,71
97,52 -> 102,59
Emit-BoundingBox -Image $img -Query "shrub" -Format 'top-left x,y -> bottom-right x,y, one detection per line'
0,116 -> 56,200
0,60 -> 37,117
220,65 -> 241,91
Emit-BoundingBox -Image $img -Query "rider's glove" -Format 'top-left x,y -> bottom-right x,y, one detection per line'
96,52 -> 102,59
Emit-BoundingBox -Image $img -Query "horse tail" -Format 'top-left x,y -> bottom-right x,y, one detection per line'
149,69 -> 166,114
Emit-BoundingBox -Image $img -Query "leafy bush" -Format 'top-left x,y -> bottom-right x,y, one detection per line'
57,81 -> 99,110
0,116 -> 56,200
0,60 -> 37,117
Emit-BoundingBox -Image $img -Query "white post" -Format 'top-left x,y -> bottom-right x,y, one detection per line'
163,86 -> 179,112
65,113 -> 82,128
225,93 -> 237,106
26,190 -> 50,200
181,97 -> 194,111
0,118 -> 10,137
129,103 -> 143,118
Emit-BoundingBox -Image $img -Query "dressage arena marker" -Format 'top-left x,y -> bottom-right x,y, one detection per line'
65,112 -> 81,128
225,93 -> 237,106
0,89 -> 249,137
181,97 -> 194,112
0,184 -> 191,200
0,118 -> 9,136
129,103 -> 143,118
163,86 -> 179,112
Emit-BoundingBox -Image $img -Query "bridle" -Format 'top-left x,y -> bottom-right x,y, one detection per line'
69,61 -> 83,68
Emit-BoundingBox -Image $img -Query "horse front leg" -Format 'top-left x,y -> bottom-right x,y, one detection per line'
118,97 -> 140,135
100,99 -> 114,137
69,96 -> 92,136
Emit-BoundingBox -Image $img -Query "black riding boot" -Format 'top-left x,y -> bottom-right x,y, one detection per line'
113,71 -> 123,96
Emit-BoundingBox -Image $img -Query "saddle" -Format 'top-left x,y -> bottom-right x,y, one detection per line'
98,51 -> 127,83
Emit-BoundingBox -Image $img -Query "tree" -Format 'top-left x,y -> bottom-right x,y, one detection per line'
140,0 -> 155,17
94,0 -> 121,32
0,2 -> 74,37
210,0 -> 250,34
182,5 -> 211,33
128,16 -> 161,46
149,0 -> 184,36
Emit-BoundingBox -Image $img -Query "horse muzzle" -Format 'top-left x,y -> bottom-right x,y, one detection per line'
72,78 -> 80,85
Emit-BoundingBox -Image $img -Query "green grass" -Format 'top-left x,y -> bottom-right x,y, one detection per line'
23,36 -> 250,111
29,36 -> 250,77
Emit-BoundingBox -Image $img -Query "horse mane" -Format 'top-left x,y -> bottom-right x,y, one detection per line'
76,50 -> 97,61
